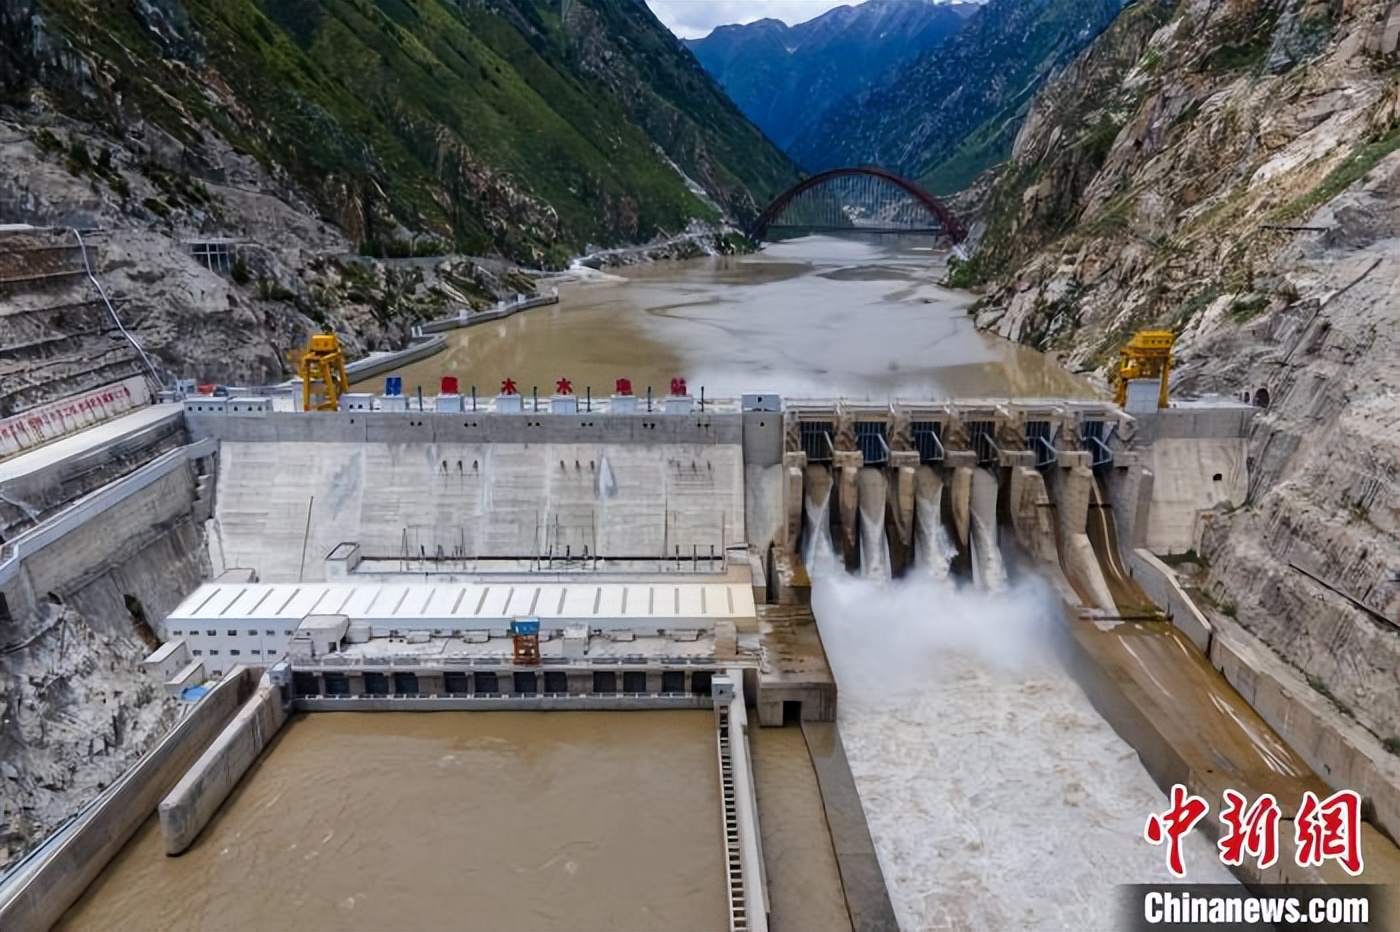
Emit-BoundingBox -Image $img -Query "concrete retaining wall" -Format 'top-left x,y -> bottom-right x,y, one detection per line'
801,721 -> 899,932
343,336 -> 447,382
415,293 -> 559,335
1057,616 -> 1399,890
0,377 -> 151,458
725,666 -> 769,932
0,670 -> 252,932
0,408 -> 185,527
1125,548 -> 1399,841
0,441 -> 214,625
160,675 -> 288,854
1127,549 -> 1213,653
1210,628 -> 1400,844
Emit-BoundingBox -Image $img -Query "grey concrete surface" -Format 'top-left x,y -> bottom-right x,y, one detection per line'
801,721 -> 898,932
187,410 -> 744,445
210,440 -> 745,582
160,675 -> 289,855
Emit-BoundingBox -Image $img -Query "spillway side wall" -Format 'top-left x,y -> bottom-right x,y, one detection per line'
160,675 -> 288,855
0,669 -> 251,932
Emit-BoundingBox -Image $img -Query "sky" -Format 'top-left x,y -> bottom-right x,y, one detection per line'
645,0 -> 858,39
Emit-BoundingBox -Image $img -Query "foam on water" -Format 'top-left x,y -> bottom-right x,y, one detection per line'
811,570 -> 1234,929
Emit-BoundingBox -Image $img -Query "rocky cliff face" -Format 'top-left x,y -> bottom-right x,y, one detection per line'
0,0 -> 796,389
789,0 -> 1125,193
686,1 -> 973,155
964,0 -> 1400,745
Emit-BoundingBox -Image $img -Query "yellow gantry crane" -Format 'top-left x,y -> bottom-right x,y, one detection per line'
1113,330 -> 1174,409
297,333 -> 350,411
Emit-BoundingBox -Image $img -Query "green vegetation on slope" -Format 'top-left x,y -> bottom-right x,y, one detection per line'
17,0 -> 797,265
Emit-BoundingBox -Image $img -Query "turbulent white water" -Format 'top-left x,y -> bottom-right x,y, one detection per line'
811,570 -> 1234,930
858,503 -> 891,582
803,482 -> 838,572
913,491 -> 957,581
968,515 -> 1009,595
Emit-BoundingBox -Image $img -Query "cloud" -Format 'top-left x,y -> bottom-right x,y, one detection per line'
645,0 -> 857,39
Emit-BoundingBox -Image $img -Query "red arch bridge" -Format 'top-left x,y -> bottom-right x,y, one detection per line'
747,166 -> 966,244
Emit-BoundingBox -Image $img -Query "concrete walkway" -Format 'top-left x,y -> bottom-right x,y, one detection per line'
0,403 -> 182,486
801,721 -> 899,932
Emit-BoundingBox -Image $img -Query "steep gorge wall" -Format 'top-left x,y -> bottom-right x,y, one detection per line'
0,462 -> 209,867
963,0 -> 1400,744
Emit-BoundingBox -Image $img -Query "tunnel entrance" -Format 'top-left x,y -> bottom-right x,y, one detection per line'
593,671 -> 617,694
444,671 -> 469,695
622,671 -> 648,695
782,701 -> 803,725
691,671 -> 713,696
661,671 -> 686,694
474,671 -> 499,696
543,671 -> 569,695
124,595 -> 161,651
363,672 -> 389,696
324,672 -> 350,696
513,672 -> 537,696
393,672 -> 419,696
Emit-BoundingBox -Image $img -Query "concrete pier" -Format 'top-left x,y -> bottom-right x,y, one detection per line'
802,722 -> 899,932
159,673 -> 289,855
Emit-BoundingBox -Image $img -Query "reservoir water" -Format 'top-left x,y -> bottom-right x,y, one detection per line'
369,237 -> 1094,401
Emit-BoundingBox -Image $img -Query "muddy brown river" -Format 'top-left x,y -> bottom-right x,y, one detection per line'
362,236 -> 1094,401
59,712 -> 727,932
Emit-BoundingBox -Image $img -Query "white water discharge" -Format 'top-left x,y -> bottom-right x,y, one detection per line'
968,515 -> 1010,594
913,474 -> 959,581
803,476 -> 838,572
858,500 -> 891,583
811,570 -> 1233,929
912,491 -> 957,581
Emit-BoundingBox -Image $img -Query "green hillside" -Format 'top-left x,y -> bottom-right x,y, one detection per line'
8,0 -> 796,264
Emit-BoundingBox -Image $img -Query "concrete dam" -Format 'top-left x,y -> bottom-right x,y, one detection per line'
0,385 -> 1396,932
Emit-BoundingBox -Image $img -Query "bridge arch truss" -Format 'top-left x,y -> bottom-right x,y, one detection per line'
748,167 -> 966,243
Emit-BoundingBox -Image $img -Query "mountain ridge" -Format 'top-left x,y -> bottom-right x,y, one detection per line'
685,1 -> 974,154
788,0 -> 1125,193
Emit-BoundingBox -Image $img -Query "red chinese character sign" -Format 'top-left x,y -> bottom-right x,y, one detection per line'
670,377 -> 687,396
1296,789 -> 1364,876
500,378 -> 518,395
615,378 -> 632,396
1144,784 -> 1209,877
1218,790 -> 1280,870
1145,786 -> 1365,877
555,378 -> 573,395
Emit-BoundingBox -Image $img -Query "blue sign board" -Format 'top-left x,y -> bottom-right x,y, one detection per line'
510,618 -> 540,635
